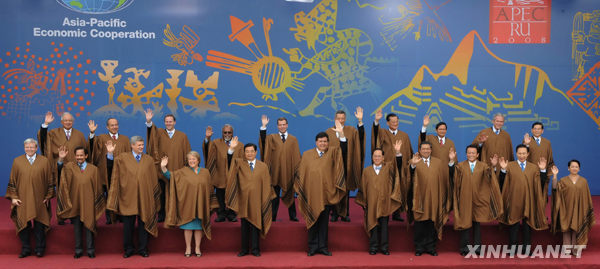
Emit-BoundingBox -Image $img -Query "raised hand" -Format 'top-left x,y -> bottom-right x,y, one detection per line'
550,165 -> 559,177
499,157 -> 508,170
44,111 -> 54,125
411,153 -> 421,165
423,115 -> 430,127
394,139 -> 402,154
145,108 -> 154,123
538,157 -> 547,170
523,133 -> 531,145
479,132 -> 488,143
106,140 -> 115,154
261,115 -> 269,128
58,146 -> 68,161
448,147 -> 456,161
490,154 -> 498,167
205,126 -> 213,139
332,120 -> 345,138
229,136 -> 239,149
160,156 -> 169,169
88,120 -> 97,133
375,109 -> 383,123
355,107 -> 364,124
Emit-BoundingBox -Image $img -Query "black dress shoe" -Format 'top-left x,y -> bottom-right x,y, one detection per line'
140,252 -> 149,257
318,250 -> 332,256
307,251 -> 315,256
74,253 -> 83,259
237,251 -> 248,257
415,251 -> 423,256
392,215 -> 404,222
228,217 -> 238,222
252,252 -> 261,257
58,220 -> 65,225
18,252 -> 30,258
330,216 -> 338,222
381,250 -> 390,255
88,253 -> 95,259
369,251 -> 376,255
36,252 -> 44,258
460,251 -> 468,256
157,217 -> 165,223
290,217 -> 299,222
427,251 -> 438,256
123,252 -> 133,258
341,216 -> 351,222
215,218 -> 226,222
105,219 -> 112,225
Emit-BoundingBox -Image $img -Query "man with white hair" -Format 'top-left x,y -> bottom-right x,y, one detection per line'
38,111 -> 87,225
6,139 -> 54,258
471,113 -> 514,167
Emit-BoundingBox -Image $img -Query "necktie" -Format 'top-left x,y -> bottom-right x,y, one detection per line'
424,159 -> 428,167
226,140 -> 230,146
536,138 -> 540,146
79,163 -> 84,172
136,154 -> 141,163
319,151 -> 323,157
29,157 -> 34,164
112,135 -> 117,140
495,130 -> 499,135
392,131 -> 396,136
439,138 -> 444,147
168,131 -> 173,138
520,162 -> 525,171
249,162 -> 254,172
281,134 -> 286,142
470,163 -> 474,173
66,130 -> 70,141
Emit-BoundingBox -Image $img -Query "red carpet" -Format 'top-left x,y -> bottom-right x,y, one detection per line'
1,196 -> 599,268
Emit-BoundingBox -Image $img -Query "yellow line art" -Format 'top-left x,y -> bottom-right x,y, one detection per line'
390,105 -> 416,118
472,86 -> 486,95
451,86 -> 485,104
397,100 -> 418,111
439,99 -> 485,121
422,98 -> 431,102
489,91 -> 513,101
228,102 -> 297,117
442,94 -> 485,112
572,10 -> 600,81
503,101 -> 523,109
349,0 -> 386,10
507,109 -> 531,115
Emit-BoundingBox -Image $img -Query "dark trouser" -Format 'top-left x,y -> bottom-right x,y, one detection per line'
508,220 -> 531,253
103,185 -> 112,222
19,220 -> 46,254
122,215 -> 148,254
158,179 -> 166,219
369,217 -> 389,252
241,218 -> 260,254
215,187 -> 236,220
330,192 -> 349,219
414,220 -> 437,252
460,222 -> 481,253
71,215 -> 94,254
308,205 -> 331,252
271,185 -> 297,220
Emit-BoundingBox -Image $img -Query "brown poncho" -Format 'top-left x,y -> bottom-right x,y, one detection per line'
355,161 -> 403,235
419,134 -> 456,165
523,137 -> 555,178
226,159 -> 275,239
90,134 -> 131,186
107,152 -> 161,237
551,176 -> 596,245
404,157 -> 450,240
294,148 -> 347,229
452,161 -> 503,230
472,128 -> 513,166
325,126 -> 365,191
56,162 -> 106,234
498,161 -> 548,231
203,138 -> 244,188
371,123 -> 413,171
258,133 -> 301,208
38,127 -> 87,184
6,155 -> 54,234
164,167 -> 219,240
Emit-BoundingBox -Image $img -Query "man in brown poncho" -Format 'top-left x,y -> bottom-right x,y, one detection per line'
6,139 -> 54,258
405,141 -> 453,256
523,122 -> 554,177
56,146 -> 106,259
145,109 -> 191,223
259,116 -> 300,222
38,111 -> 87,225
226,139 -> 275,257
295,124 -> 347,257
451,145 -> 503,256
326,108 -> 365,222
355,140 -> 403,255
106,136 -> 161,258
420,115 -> 456,165
372,109 -> 413,221
471,113 -> 513,168
88,118 -> 131,224
204,124 -> 244,222
498,144 -> 548,256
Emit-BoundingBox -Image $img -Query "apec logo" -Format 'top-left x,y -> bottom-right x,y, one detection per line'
56,0 -> 134,14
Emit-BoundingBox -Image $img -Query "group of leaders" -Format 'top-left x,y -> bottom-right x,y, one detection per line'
6,107 -> 595,259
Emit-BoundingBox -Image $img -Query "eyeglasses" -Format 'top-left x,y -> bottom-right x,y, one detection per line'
223,131 -> 232,134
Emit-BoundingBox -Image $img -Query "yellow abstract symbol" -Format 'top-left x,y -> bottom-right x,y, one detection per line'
572,10 -> 600,81
163,24 -> 204,66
